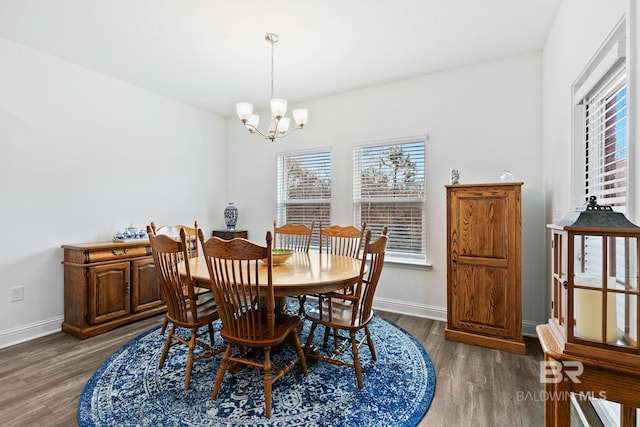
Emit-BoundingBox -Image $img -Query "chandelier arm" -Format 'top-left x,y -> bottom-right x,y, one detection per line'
242,123 -> 273,140
244,120 -> 302,142
277,125 -> 304,138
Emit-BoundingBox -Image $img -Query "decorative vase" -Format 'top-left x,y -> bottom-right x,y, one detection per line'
224,203 -> 238,231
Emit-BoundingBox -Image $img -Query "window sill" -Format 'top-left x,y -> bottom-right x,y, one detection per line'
383,256 -> 432,270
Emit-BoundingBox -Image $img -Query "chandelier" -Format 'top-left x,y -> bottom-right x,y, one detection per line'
236,33 -> 308,141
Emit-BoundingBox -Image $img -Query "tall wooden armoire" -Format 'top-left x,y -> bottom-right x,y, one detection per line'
445,182 -> 525,354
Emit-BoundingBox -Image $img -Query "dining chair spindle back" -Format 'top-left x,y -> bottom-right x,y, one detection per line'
149,220 -> 208,334
273,220 -> 315,314
150,220 -> 199,258
198,230 -> 308,418
304,227 -> 388,389
147,226 -> 223,390
273,220 -> 314,252
319,223 -> 366,259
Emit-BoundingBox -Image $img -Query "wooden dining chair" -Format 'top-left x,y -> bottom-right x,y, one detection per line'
198,230 -> 308,419
273,220 -> 314,313
150,220 -> 199,258
147,227 -> 224,390
303,228 -> 388,389
317,222 -> 367,341
149,220 -> 210,335
273,220 -> 314,252
319,222 -> 366,259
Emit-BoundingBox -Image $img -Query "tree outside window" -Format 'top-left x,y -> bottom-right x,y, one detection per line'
354,138 -> 426,263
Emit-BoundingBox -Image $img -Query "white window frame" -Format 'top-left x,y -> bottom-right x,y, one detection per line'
572,19 -> 631,216
353,136 -> 427,266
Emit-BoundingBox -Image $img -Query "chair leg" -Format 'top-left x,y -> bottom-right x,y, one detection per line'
297,295 -> 306,315
211,345 -> 232,400
158,324 -> 176,369
350,331 -> 363,389
161,315 -> 169,335
263,347 -> 273,419
287,330 -> 308,376
207,323 -> 215,347
322,325 -> 331,347
304,322 -> 319,359
365,326 -> 377,361
183,330 -> 197,390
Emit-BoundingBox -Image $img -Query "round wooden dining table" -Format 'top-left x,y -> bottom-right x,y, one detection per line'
182,252 -> 363,297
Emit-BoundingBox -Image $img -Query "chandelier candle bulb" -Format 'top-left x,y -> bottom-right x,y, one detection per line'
271,98 -> 287,118
293,108 -> 308,126
277,117 -> 290,133
236,103 -> 253,122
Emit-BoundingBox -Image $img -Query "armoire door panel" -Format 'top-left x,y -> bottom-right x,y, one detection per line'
457,196 -> 509,259
452,265 -> 509,331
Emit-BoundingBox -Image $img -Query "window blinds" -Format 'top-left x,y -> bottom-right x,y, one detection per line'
353,139 -> 426,261
583,60 -> 627,211
276,150 -> 331,245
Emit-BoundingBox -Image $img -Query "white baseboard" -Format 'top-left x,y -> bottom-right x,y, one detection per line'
522,320 -> 539,338
373,297 -> 541,338
0,316 -> 63,349
373,296 -> 447,322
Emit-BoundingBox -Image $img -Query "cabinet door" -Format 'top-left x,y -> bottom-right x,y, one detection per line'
448,186 -> 519,339
88,262 -> 131,324
131,258 -> 163,312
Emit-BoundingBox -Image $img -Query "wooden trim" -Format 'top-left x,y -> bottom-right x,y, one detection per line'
444,327 -> 525,354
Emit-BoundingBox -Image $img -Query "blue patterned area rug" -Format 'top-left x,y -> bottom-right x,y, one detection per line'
78,313 -> 435,426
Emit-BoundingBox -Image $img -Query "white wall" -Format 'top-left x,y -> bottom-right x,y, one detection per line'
226,52 -> 546,334
0,37 -> 227,347
543,0 -> 629,220
542,0 -> 631,319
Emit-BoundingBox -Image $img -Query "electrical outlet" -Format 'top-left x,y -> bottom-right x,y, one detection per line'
10,286 -> 24,302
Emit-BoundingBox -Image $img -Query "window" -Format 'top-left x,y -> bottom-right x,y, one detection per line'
276,149 -> 331,246
573,31 -> 628,214
583,60 -> 628,212
353,137 -> 426,264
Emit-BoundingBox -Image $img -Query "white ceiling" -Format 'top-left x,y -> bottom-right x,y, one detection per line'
0,0 -> 561,118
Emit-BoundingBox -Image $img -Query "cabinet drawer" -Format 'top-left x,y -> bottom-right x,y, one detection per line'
88,246 -> 149,262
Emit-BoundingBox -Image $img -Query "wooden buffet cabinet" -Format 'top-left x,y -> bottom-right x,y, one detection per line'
445,182 -> 525,354
61,240 -> 165,339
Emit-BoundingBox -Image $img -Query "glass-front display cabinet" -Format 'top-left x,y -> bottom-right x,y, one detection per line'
547,196 -> 640,366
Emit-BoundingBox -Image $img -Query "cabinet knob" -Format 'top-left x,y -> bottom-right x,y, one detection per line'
112,248 -> 129,256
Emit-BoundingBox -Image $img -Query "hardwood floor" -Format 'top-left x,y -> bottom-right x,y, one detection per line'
0,311 -> 578,427
380,311 -> 546,427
